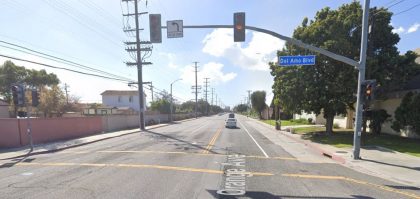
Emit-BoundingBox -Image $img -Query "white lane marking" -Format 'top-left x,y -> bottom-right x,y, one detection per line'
238,120 -> 269,158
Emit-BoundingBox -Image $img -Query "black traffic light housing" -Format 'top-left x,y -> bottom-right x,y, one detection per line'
149,14 -> 162,43
32,90 -> 40,107
234,12 -> 245,42
11,85 -> 25,107
361,80 -> 376,104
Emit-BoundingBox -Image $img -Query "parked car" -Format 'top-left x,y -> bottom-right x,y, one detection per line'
225,118 -> 237,128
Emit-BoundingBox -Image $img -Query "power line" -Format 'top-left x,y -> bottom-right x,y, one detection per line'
0,54 -> 130,82
42,0 -> 124,48
0,40 -> 133,82
387,0 -> 406,9
394,2 -> 420,16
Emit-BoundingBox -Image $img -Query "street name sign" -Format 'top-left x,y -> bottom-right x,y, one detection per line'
167,20 -> 183,38
278,55 -> 316,66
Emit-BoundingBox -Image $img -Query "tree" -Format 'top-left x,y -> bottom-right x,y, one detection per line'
368,109 -> 390,135
233,104 -> 248,113
210,105 -> 223,113
0,61 -> 59,103
392,92 -> 420,135
251,91 -> 266,119
180,101 -> 195,113
270,2 -> 419,135
37,85 -> 66,118
150,99 -> 171,114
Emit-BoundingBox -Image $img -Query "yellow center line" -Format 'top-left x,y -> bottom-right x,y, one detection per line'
202,126 -> 223,154
15,162 -> 272,176
14,163 -> 419,198
62,150 -> 298,160
283,173 -> 420,199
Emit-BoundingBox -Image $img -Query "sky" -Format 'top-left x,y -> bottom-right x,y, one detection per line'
0,0 -> 419,108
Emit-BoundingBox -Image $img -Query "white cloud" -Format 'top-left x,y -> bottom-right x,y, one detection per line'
392,26 -> 405,34
180,62 -> 237,85
407,23 -> 420,33
159,52 -> 179,69
202,29 -> 285,71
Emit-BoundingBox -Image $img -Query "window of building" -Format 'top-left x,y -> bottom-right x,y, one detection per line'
118,96 -> 122,102
129,96 -> 133,103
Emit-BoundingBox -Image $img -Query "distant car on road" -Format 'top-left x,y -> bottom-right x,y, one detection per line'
225,118 -> 237,128
228,113 -> 235,118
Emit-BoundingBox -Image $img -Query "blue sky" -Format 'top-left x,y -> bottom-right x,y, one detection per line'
0,0 -> 419,108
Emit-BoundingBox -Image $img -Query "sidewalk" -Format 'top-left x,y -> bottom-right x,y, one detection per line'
251,117 -> 420,188
0,118 -> 196,160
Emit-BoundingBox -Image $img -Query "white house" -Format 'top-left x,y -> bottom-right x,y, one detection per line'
101,90 -> 146,112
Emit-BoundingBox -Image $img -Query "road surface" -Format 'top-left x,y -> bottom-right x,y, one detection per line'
1,114 -> 419,199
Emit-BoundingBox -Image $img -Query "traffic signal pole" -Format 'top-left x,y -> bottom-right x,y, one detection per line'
353,0 -> 370,159
156,3 -> 370,159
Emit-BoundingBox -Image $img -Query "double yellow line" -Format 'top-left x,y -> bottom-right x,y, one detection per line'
202,126 -> 223,154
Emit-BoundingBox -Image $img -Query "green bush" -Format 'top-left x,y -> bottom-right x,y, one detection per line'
368,109 -> 390,134
392,92 -> 420,135
333,123 -> 340,129
290,118 -> 309,124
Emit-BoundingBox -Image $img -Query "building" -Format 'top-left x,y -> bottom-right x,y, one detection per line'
101,90 -> 146,112
0,99 -> 9,118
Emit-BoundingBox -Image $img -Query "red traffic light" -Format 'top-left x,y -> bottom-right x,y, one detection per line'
234,12 -> 245,42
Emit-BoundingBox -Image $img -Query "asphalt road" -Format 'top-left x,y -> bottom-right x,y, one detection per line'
1,114 -> 419,199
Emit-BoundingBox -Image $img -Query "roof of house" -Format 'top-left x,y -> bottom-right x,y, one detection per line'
101,90 -> 146,96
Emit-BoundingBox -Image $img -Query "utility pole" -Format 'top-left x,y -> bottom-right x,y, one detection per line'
211,88 -> 214,113
203,78 -> 210,116
211,88 -> 215,106
170,79 -> 182,122
247,90 -> 251,107
353,0 -> 370,159
192,62 -> 199,118
122,0 -> 151,130
64,83 -> 69,104
215,94 -> 218,108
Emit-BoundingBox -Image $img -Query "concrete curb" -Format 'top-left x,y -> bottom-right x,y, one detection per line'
250,118 -> 347,164
0,117 -> 197,160
281,132 -> 347,164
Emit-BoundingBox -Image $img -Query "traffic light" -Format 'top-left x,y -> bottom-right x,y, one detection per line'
11,85 -> 25,107
366,84 -> 373,101
11,86 -> 19,106
32,90 -> 40,107
362,80 -> 376,103
149,14 -> 162,43
233,12 -> 245,42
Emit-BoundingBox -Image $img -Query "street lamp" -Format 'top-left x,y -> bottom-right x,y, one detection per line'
170,78 -> 182,122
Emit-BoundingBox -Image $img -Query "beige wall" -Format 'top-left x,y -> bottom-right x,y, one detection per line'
0,105 -> 9,118
101,113 -> 195,132
0,117 -> 103,148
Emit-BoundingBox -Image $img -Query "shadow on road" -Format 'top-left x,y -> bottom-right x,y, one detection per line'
143,130 -> 220,154
0,156 -> 35,169
386,185 -> 420,191
361,158 -> 420,171
206,190 -> 373,199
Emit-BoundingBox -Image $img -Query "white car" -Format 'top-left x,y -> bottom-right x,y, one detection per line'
225,118 -> 237,128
